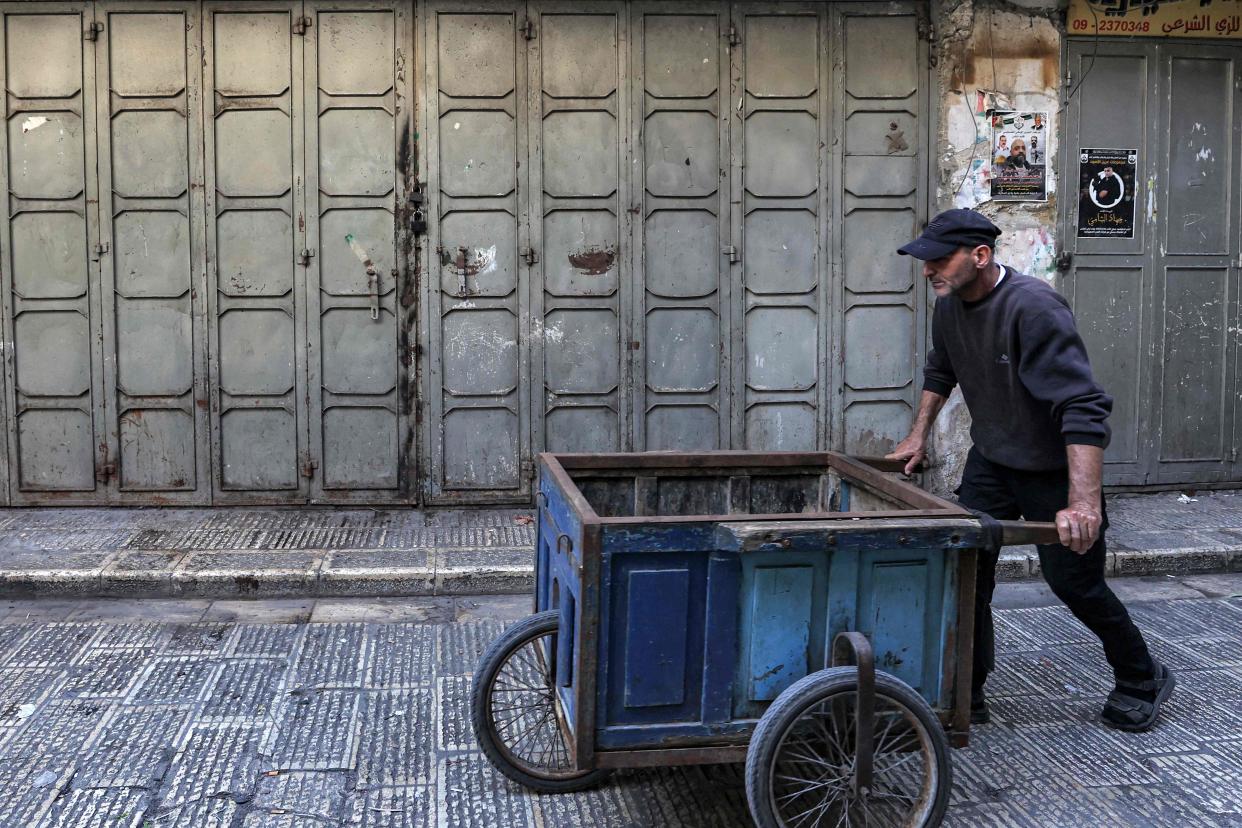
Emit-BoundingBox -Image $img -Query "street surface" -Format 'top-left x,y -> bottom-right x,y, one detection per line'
1,576 -> 1241,827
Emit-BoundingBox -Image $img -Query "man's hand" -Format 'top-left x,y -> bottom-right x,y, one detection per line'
886,434 -> 927,476
1055,501 -> 1102,554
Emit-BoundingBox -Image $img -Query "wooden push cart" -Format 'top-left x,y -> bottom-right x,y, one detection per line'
471,452 -> 1058,827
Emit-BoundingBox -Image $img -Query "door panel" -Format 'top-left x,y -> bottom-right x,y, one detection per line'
731,4 -> 827,452
0,5 -> 107,502
837,7 -> 925,457
303,2 -> 414,502
1064,41 -> 1242,486
631,3 -> 731,450
96,2 -> 210,502
528,2 -> 629,456
203,2 -> 310,501
1152,48 -> 1240,482
1062,44 -> 1156,485
422,2 -> 530,503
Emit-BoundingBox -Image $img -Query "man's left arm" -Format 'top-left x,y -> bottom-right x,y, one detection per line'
1017,305 -> 1113,553
1060,444 -> 1104,554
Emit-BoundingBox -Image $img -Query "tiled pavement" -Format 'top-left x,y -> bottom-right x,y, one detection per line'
1,578 -> 1242,827
1,489 -> 1241,599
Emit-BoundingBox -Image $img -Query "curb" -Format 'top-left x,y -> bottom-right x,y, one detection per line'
1,546 -> 1238,599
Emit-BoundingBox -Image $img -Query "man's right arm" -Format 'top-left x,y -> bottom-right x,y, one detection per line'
887,390 -> 948,474
887,308 -> 956,474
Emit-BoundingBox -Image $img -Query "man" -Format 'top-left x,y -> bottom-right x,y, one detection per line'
886,208 -> 1174,732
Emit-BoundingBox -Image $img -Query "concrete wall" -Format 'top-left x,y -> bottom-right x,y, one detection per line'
924,0 -> 1065,495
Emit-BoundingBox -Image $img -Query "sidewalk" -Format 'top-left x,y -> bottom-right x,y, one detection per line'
1,576 -> 1241,826
0,490 -> 1239,599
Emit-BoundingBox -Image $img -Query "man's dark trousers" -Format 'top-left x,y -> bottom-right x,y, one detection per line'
956,447 -> 1155,699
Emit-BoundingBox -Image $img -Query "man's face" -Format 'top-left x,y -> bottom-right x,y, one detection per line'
922,246 -> 989,297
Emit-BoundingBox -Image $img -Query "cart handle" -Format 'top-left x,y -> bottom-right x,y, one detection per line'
997,520 -> 1060,547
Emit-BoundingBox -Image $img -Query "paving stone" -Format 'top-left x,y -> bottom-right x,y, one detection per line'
1007,779 -> 1231,828
379,528 -> 438,549
151,798 -> 240,827
128,656 -> 221,706
0,623 -> 30,660
0,667 -> 63,727
267,689 -> 360,771
231,623 -> 303,658
173,551 -> 323,598
290,622 -> 368,688
1116,549 -> 1234,578
1019,724 -> 1159,788
357,689 -> 435,786
367,623 -> 436,688
0,600 -> 80,622
440,754 -> 535,827
2,697 -> 112,759
92,622 -> 169,650
617,765 -> 751,827
991,651 -> 1109,700
76,705 -> 190,789
99,551 -> 185,597
527,778 -> 639,827
1161,681 -> 1242,742
202,659 -> 287,720
253,770 -> 349,821
436,620 -> 504,676
1145,635 -> 1223,671
988,696 -> 1098,730
4,623 -> 98,667
205,600 -> 314,625
347,786 -> 434,828
951,725 -> 1064,805
166,622 -> 234,654
0,758 -> 74,827
160,721 -> 263,808
62,649 -> 152,698
311,597 -> 443,623
66,599 -> 210,623
1146,753 -> 1242,814
997,606 -> 1096,647
438,676 -> 473,752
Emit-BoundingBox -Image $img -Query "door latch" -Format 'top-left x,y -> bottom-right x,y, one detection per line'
298,248 -> 315,267
522,247 -> 539,267
409,187 -> 427,235
1056,251 -> 1073,272
722,244 -> 738,263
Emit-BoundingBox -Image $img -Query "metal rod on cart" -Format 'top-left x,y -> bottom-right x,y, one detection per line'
832,632 -> 875,796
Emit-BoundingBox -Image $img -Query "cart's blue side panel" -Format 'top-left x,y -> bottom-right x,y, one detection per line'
593,523 -> 963,751
536,470 -> 588,733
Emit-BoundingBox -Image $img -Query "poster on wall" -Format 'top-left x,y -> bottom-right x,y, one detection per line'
1076,148 -> 1138,238
990,111 -> 1048,202
1067,0 -> 1242,40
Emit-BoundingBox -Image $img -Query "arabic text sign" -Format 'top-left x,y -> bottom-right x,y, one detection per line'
1068,0 -> 1242,38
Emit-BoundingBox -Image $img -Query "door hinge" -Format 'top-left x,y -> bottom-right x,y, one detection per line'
521,17 -> 536,40
521,247 -> 539,266
1056,251 -> 1073,272
293,15 -> 312,35
1065,68 -> 1073,90
298,248 -> 315,267
726,23 -> 741,47
84,21 -> 104,41
95,461 -> 115,483
1232,447 -> 1238,462
92,241 -> 109,261
722,244 -> 738,263
301,459 -> 318,479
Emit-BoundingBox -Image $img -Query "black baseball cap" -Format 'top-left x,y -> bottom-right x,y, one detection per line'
897,209 -> 1002,260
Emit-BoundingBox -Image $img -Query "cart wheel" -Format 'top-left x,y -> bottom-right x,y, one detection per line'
471,610 -> 611,793
745,666 -> 951,828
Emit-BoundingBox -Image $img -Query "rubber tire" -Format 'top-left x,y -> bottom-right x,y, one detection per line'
745,666 -> 952,828
471,611 -> 612,793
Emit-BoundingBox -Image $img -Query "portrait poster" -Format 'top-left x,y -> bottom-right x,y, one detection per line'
990,111 -> 1048,202
1077,148 -> 1138,238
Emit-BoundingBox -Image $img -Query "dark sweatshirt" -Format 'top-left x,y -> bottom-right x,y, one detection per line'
922,268 -> 1112,471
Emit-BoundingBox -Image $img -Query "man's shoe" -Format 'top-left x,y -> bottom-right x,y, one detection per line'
970,697 -> 990,725
1101,661 -> 1175,733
